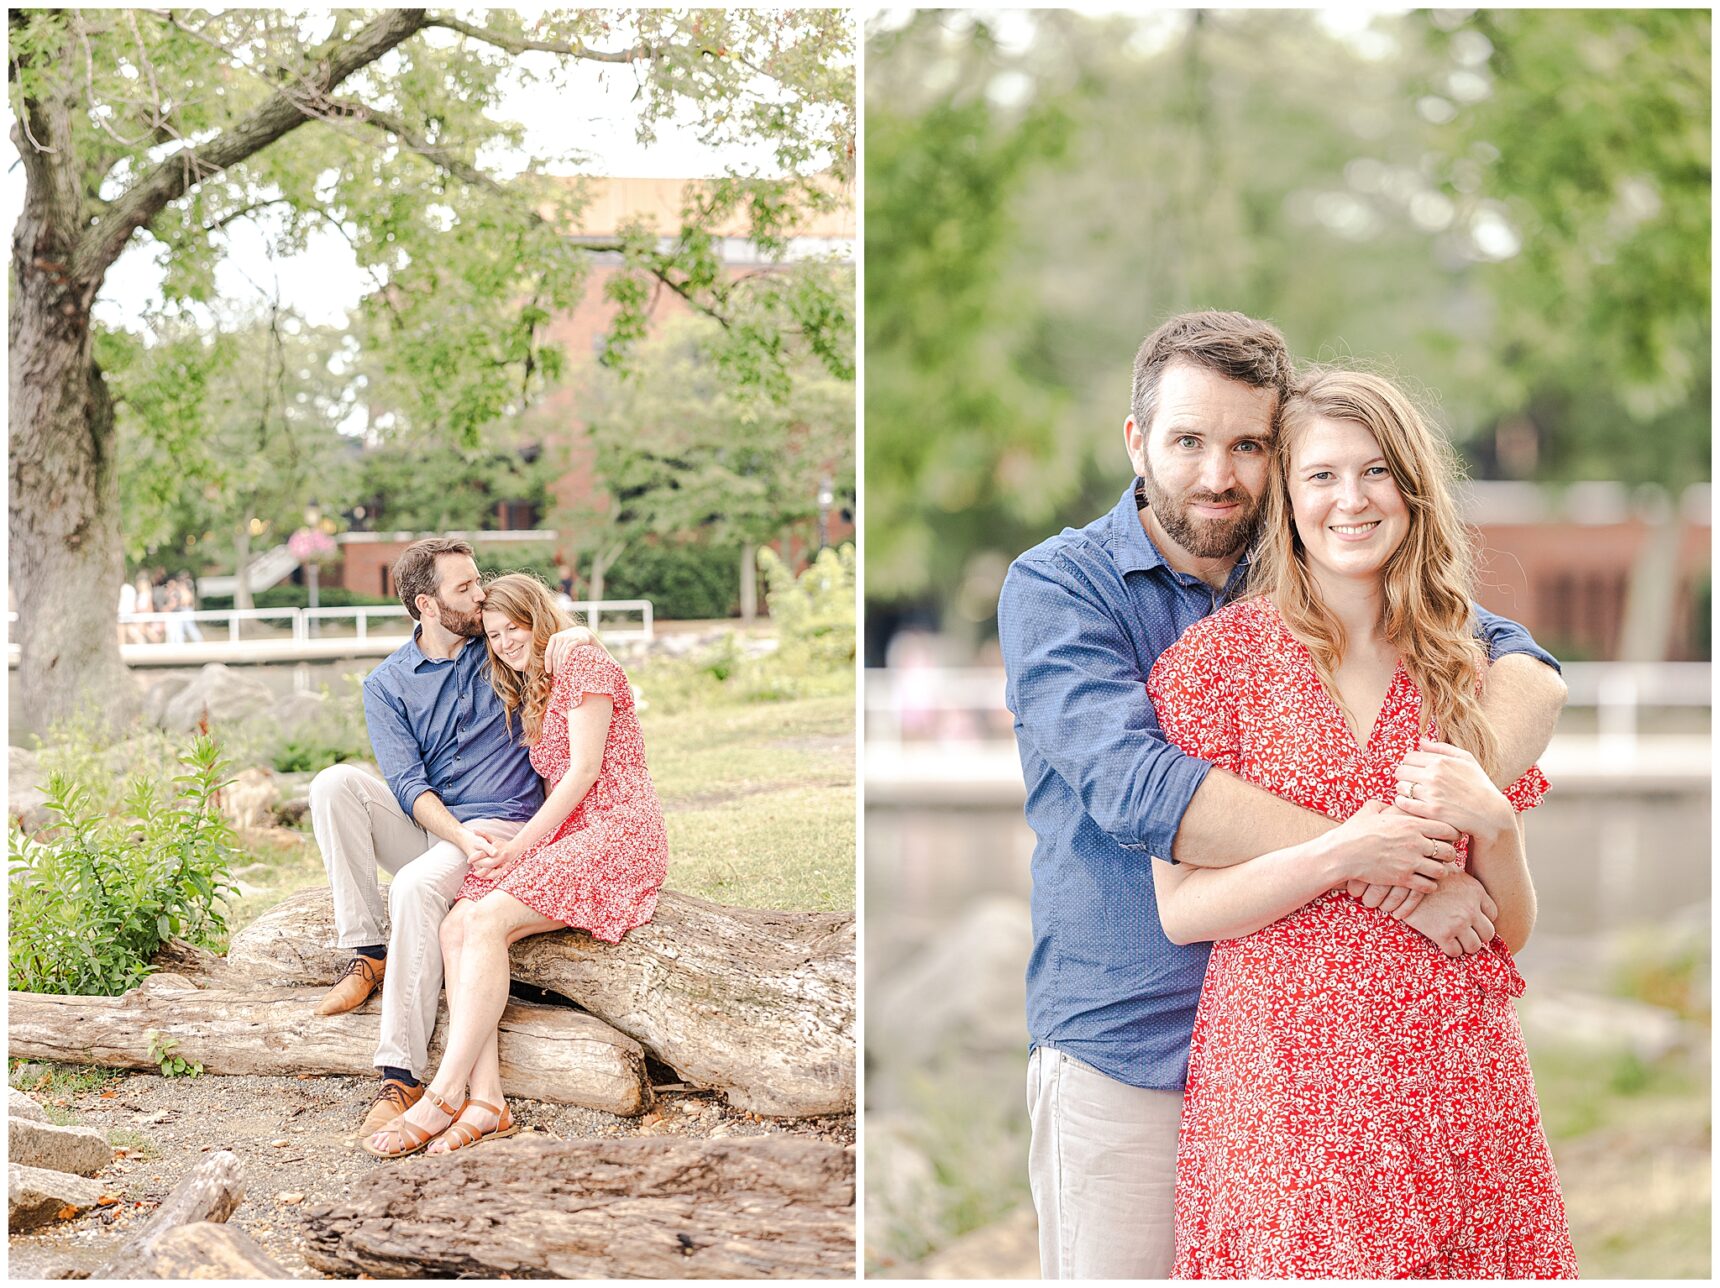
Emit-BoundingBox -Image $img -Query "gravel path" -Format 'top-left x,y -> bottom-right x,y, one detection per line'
9,1067 -> 854,1279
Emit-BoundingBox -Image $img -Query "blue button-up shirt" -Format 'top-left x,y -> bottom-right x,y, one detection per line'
997,480 -> 1558,1090
362,630 -> 543,824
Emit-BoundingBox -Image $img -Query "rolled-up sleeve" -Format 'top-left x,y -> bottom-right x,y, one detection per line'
1474,603 -> 1561,673
999,555 -> 1211,860
363,676 -> 432,819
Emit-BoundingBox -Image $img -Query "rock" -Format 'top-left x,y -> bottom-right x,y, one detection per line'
919,1205 -> 1039,1279
9,1118 -> 113,1177
272,796 -> 311,826
160,665 -> 274,733
9,746 -> 50,833
862,1114 -> 943,1266
219,767 -> 278,831
141,675 -> 194,730
8,1163 -> 106,1233
266,689 -> 328,737
869,895 -> 1032,1072
1517,988 -> 1696,1063
8,1089 -> 49,1122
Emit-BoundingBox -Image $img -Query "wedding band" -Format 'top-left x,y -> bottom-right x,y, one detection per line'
1405,781 -> 1416,800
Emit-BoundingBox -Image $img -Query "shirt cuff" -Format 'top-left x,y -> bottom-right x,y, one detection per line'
1144,753 -> 1214,864
1492,638 -> 1562,674
390,774 -> 431,821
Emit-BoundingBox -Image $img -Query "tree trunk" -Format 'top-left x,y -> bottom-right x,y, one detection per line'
300,1136 -> 855,1279
740,540 -> 759,622
7,973 -> 650,1116
226,887 -> 856,1117
233,520 -> 254,612
94,1151 -> 248,1278
1618,492 -> 1682,661
9,203 -> 134,735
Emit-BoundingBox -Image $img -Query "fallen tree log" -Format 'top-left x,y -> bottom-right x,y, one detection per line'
8,974 -> 648,1116
301,1136 -> 855,1279
228,886 -> 855,1117
95,1151 -> 246,1279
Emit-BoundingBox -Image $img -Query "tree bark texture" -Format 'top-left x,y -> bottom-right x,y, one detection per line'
226,887 -> 856,1117
94,1150 -> 246,1278
300,1136 -> 855,1279
7,974 -> 649,1115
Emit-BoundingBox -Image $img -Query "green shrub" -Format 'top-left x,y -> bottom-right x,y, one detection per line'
9,735 -> 242,996
760,543 -> 855,668
605,541 -> 740,620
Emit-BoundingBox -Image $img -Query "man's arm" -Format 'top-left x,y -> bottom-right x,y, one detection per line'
1171,769 -> 1333,867
361,679 -> 491,860
1479,654 -> 1567,787
1474,604 -> 1566,785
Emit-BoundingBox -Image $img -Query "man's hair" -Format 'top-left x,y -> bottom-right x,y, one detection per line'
393,538 -> 476,620
1130,310 -> 1294,437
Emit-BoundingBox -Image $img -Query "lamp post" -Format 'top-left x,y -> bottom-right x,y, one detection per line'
816,477 -> 835,552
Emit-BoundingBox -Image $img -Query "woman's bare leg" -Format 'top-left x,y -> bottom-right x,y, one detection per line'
369,893 -> 556,1152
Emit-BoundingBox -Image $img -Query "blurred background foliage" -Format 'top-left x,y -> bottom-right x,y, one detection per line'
864,8 -> 1709,658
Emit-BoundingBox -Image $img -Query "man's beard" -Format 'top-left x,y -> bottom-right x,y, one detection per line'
1140,468 -> 1261,560
436,596 -> 485,638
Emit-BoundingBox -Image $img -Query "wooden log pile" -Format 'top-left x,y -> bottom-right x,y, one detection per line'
95,1151 -> 286,1279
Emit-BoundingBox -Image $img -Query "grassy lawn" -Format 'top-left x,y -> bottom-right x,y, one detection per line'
215,659 -> 855,936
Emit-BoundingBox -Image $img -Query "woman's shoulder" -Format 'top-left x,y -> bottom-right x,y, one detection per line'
552,642 -> 627,696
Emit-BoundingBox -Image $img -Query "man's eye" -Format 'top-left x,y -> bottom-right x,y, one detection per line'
1235,441 -> 1261,453
1177,436 -> 1199,448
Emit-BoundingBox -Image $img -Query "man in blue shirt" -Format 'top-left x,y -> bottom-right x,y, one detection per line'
997,311 -> 1567,1278
308,538 -> 588,1137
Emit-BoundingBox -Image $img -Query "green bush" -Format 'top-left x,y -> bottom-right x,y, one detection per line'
760,543 -> 856,668
605,542 -> 740,620
259,675 -> 372,778
9,735 -> 242,996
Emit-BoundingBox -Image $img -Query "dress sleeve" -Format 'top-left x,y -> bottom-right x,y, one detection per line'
1503,764 -> 1549,813
551,645 -> 626,710
1146,613 -> 1245,776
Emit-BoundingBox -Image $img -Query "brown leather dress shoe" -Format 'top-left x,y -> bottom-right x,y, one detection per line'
314,954 -> 386,1016
359,1077 -> 426,1137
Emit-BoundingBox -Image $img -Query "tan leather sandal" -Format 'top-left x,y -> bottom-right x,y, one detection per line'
430,1098 -> 519,1153
360,1086 -> 464,1160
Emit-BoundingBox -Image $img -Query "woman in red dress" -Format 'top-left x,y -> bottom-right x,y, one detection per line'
1147,368 -> 1577,1277
365,573 -> 669,1158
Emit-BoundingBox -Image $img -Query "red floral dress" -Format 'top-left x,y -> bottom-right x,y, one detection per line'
1147,596 -> 1577,1280
457,645 -> 668,942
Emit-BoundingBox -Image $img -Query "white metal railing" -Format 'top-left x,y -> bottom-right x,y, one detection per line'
864,663 -> 1712,751
8,599 -> 656,652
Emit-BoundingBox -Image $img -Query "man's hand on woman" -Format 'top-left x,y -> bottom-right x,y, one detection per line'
542,625 -> 614,676
1326,799 -> 1460,892
1393,739 -> 1514,842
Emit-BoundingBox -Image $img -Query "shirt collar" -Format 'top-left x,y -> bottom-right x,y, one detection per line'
1109,476 -> 1254,589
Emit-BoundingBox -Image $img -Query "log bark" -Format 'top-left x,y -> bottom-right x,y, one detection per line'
104,1222 -> 287,1280
227,887 -> 856,1117
301,1136 -> 855,1279
94,1151 -> 245,1278
8,974 -> 648,1115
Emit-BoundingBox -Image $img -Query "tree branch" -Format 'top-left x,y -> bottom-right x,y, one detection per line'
423,14 -> 651,63
73,8 -> 433,281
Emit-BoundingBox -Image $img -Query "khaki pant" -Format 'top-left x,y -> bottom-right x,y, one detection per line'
308,763 -> 521,1078
1026,1046 -> 1185,1279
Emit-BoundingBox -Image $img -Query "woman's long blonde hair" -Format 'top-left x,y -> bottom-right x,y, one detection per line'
482,573 -> 572,745
1248,366 -> 1499,778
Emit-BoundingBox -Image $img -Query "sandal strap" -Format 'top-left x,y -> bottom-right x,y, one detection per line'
463,1098 -> 503,1116
421,1087 -> 461,1117
443,1121 -> 482,1147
